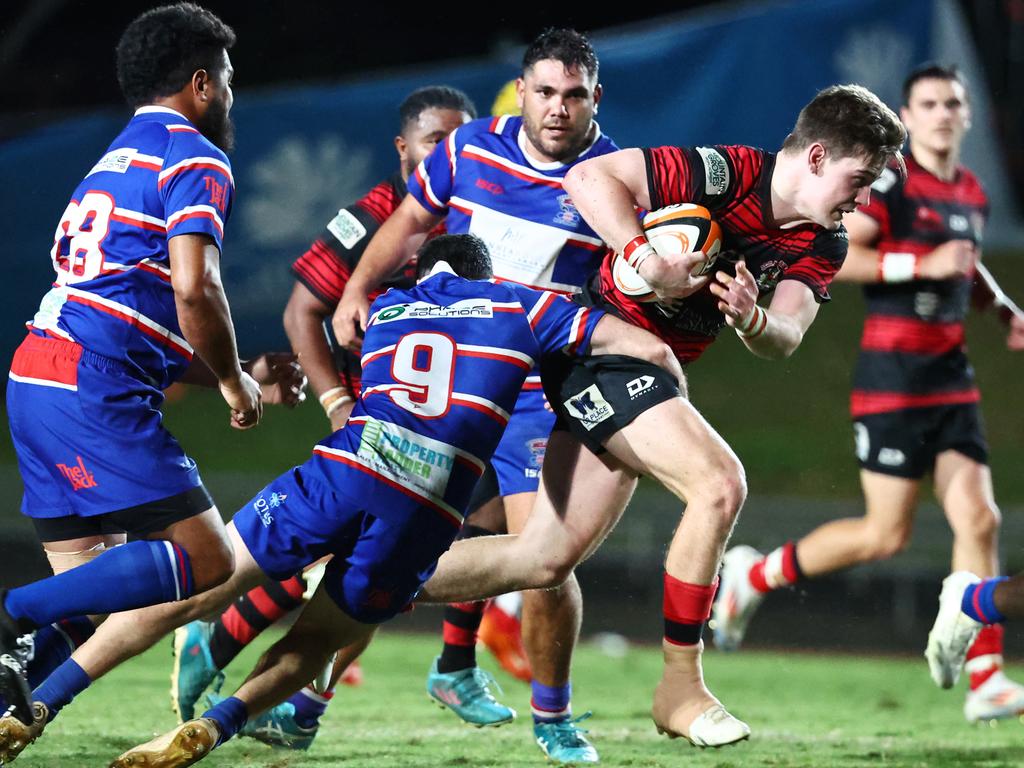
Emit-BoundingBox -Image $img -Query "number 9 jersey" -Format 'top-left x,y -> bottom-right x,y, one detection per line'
303,263 -> 604,529
27,106 -> 234,389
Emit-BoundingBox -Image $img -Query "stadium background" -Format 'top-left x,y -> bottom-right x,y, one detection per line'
1,0 -> 1022,654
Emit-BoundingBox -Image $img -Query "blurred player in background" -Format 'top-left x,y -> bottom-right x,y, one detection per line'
715,64 -> 1024,723
418,82 -> 906,749
332,27 -> 617,764
0,1 -> 305,740
169,84 -> 477,748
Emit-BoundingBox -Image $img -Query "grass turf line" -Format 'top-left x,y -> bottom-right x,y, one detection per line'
16,631 -> 1024,768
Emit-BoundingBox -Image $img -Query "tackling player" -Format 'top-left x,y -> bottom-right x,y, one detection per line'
714,65 -> 1024,723
410,83 -> 907,748
332,28 -> 617,763
0,2 -> 305,727
169,84 -> 477,746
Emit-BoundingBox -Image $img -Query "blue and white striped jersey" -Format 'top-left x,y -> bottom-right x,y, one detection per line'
305,264 -> 604,527
28,106 -> 234,388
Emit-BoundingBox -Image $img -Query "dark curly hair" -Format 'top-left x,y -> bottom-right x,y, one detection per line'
522,28 -> 598,81
415,234 -> 493,281
116,3 -> 236,107
399,86 -> 477,135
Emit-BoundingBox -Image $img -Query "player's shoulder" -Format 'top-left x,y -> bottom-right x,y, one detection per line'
454,115 -> 519,143
164,126 -> 230,167
811,223 -> 850,260
955,164 -> 986,198
353,172 -> 405,219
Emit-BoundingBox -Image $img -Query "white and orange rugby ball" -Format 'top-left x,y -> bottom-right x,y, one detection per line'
612,203 -> 723,301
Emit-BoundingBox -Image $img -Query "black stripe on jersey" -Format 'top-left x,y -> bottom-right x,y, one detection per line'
853,349 -> 973,393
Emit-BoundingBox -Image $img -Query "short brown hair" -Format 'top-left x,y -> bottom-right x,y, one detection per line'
783,84 -> 906,175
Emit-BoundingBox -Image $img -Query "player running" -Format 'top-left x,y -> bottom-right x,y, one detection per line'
411,83 -> 907,748
714,64 -> 1024,723
0,2 -> 305,730
2,232 -> 676,767
332,28 -> 617,763
169,84 -> 477,745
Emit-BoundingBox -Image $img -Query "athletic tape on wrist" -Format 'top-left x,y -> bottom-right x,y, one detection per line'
879,252 -> 918,283
736,305 -> 768,339
324,395 -> 354,418
318,386 -> 350,406
623,235 -> 655,273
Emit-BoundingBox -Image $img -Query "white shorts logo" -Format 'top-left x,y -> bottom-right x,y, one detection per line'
853,422 -> 869,462
563,384 -> 615,431
626,375 -> 656,399
878,447 -> 906,467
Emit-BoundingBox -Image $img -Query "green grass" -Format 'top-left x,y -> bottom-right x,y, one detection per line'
15,631 -> 1024,768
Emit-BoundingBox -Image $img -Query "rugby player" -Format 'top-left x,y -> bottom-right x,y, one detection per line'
332,27 -> 617,762
169,84 -> 477,746
0,232 -> 678,767
411,83 -> 907,747
0,2 -> 304,729
715,65 -> 1024,723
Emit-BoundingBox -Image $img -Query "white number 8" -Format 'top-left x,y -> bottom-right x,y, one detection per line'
389,332 -> 456,417
51,191 -> 115,285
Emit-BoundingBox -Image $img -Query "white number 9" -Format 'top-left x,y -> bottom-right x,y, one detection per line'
389,332 -> 455,417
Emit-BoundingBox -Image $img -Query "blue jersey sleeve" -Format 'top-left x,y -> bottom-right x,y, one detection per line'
509,285 -> 605,357
407,128 -> 459,217
159,132 -> 234,251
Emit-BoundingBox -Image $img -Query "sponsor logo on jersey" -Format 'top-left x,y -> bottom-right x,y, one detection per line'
696,147 -> 730,196
872,167 -> 898,194
88,148 -> 136,176
373,299 -> 495,325
524,437 -> 547,478
357,417 -> 456,497
914,291 -> 939,319
253,491 -> 287,527
553,194 -> 581,227
56,455 -> 98,491
626,375 -> 656,399
475,178 -> 504,195
949,214 -> 969,233
204,176 -> 229,212
564,384 -> 614,431
878,447 -> 906,467
756,259 -> 788,293
327,208 -> 368,249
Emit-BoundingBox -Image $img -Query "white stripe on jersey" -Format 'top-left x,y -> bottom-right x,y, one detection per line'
113,207 -> 167,228
62,286 -> 193,355
418,164 -> 445,211
159,156 -> 234,186
447,131 -> 459,181
450,392 -> 510,423
493,115 -> 512,133
567,307 -> 585,348
100,258 -> 172,279
361,344 -> 396,368
461,144 -> 564,184
8,372 -> 78,392
457,343 -> 534,369
133,152 -> 164,167
527,292 -> 557,326
166,204 -> 225,233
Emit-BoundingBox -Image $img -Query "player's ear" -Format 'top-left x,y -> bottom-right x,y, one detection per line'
807,143 -> 827,175
592,83 -> 603,113
515,77 -> 526,110
192,69 -> 210,102
394,135 -> 408,165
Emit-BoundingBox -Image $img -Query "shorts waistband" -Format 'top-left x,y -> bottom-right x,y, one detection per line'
19,332 -> 132,374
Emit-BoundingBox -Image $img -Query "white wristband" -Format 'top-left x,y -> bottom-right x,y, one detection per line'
318,386 -> 350,407
735,305 -> 768,339
880,252 -> 918,283
324,395 -> 354,417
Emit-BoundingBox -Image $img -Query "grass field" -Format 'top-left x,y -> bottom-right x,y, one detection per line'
13,631 -> 1024,768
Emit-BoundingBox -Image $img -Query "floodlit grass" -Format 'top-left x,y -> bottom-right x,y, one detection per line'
15,631 -> 1024,767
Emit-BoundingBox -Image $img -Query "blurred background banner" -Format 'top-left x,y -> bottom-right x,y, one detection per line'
2,0 -> 1019,356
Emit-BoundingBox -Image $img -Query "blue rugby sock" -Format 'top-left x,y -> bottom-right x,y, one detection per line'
33,658 -> 91,721
4,540 -> 193,629
29,617 -> 95,689
202,695 -> 248,746
531,680 -> 572,723
962,577 -> 1008,625
290,686 -> 332,728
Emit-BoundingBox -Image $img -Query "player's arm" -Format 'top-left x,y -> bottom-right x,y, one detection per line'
972,261 -> 1024,350
839,210 -> 977,283
332,196 -> 441,349
710,261 -> 818,360
565,149 -> 708,300
283,282 -> 355,426
169,233 -> 262,429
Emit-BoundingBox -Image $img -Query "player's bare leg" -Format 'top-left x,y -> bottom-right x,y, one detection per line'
603,397 -> 748,746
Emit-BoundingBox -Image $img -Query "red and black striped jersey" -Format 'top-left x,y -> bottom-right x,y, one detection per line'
594,145 -> 847,363
850,153 -> 988,417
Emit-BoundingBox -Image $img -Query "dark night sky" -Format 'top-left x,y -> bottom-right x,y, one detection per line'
1,2 -> 713,116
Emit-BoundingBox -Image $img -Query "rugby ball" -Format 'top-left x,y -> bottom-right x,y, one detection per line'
611,203 -> 723,301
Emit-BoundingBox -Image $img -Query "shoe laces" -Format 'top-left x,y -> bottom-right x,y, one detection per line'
543,712 -> 593,748
455,667 -> 504,704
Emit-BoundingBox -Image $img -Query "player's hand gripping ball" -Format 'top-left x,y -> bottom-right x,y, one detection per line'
612,203 -> 723,301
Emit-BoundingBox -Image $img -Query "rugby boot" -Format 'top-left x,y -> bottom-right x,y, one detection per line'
925,571 -> 982,689
711,546 -> 765,652
0,701 -> 48,763
652,640 -> 750,747
479,601 -> 532,682
426,657 -> 515,726
109,718 -> 219,768
0,590 -> 34,725
534,712 -> 599,764
963,670 -> 1024,723
171,622 -> 224,722
206,693 -> 317,751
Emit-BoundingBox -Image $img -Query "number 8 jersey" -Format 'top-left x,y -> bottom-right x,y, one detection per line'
305,263 -> 604,528
28,106 -> 234,389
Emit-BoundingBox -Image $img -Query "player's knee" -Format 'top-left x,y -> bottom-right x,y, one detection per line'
534,554 -> 576,589
862,521 -> 912,561
950,500 -> 1001,543
700,456 -> 748,528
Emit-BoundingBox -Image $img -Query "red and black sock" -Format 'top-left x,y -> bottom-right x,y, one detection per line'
437,525 -> 494,673
749,541 -> 803,593
663,573 -> 717,646
209,575 -> 306,670
966,624 -> 1005,691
